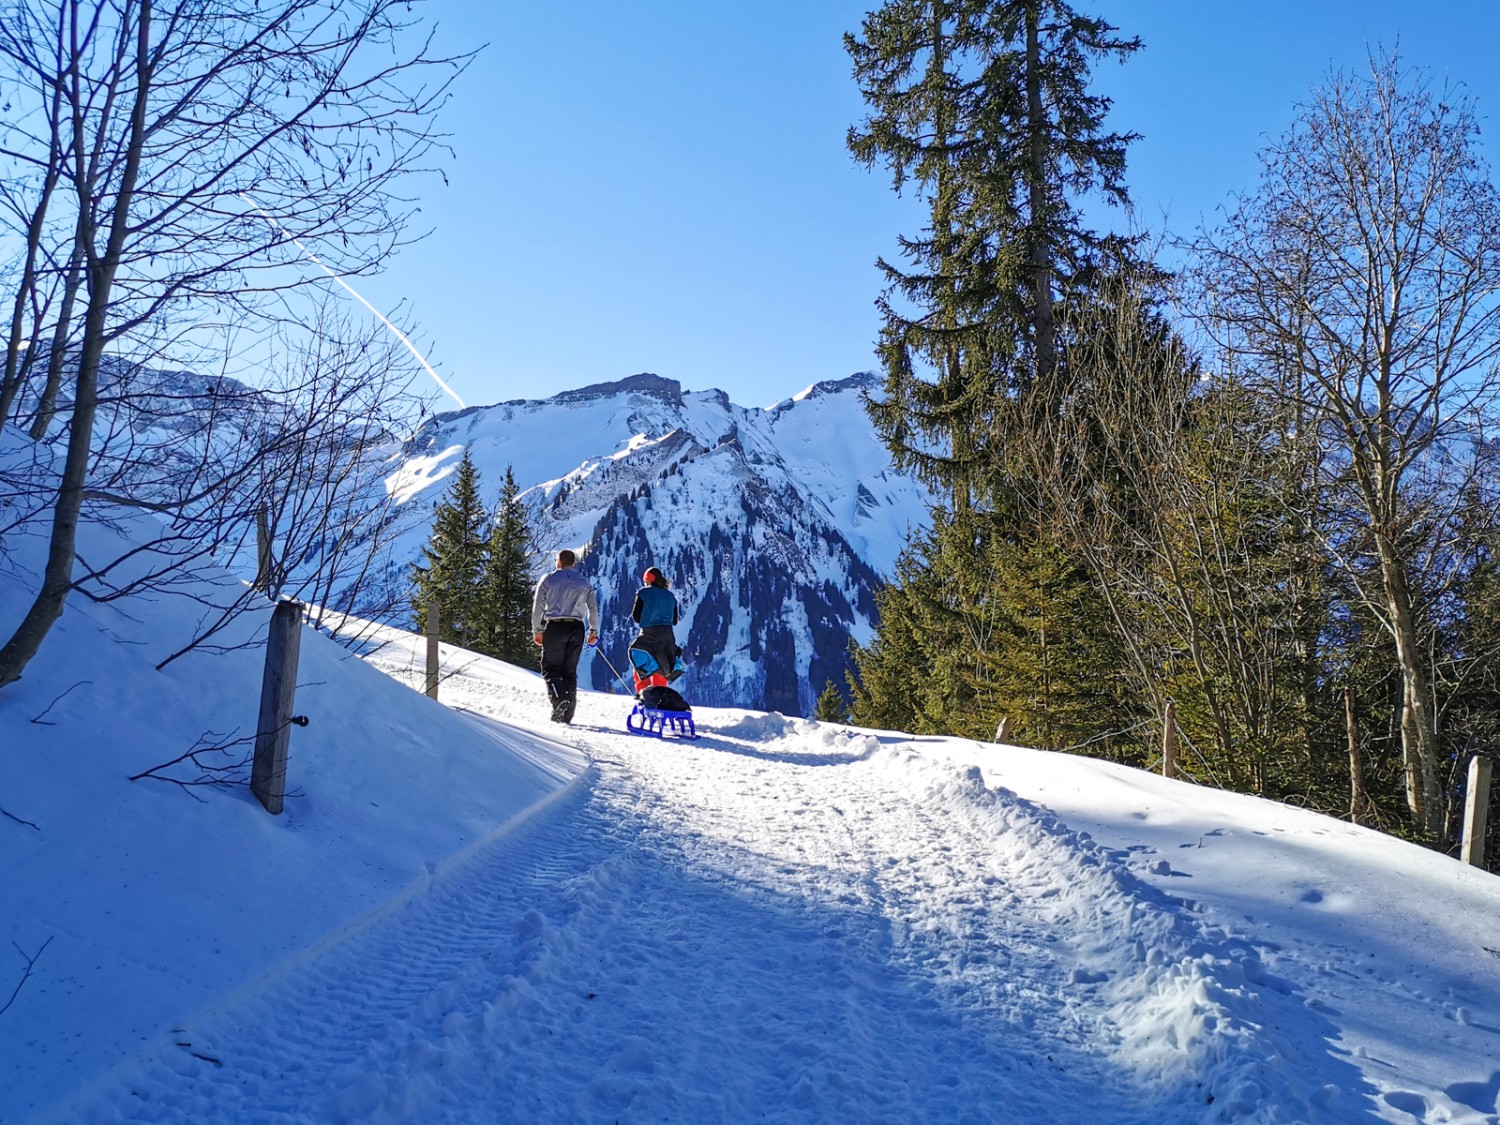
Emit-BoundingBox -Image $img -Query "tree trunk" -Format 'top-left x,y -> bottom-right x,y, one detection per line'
1025,1 -> 1055,382
1346,685 -> 1368,825
0,0 -> 153,690
0,318 -> 106,688
0,80 -> 66,431
1375,530 -> 1443,838
28,248 -> 87,441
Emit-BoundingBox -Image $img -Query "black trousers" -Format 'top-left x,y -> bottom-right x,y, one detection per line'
540,620 -> 585,720
630,624 -> 679,679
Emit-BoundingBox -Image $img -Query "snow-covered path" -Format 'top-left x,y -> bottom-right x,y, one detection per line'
58,690 -> 1345,1124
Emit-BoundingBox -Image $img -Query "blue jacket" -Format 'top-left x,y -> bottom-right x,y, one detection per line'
632,584 -> 678,629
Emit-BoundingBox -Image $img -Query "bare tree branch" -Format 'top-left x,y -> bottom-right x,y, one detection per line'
0,936 -> 53,1018
28,678 -> 92,724
0,0 -> 471,689
1,807 -> 41,831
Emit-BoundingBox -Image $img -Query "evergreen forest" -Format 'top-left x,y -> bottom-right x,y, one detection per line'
411,453 -> 540,668
842,1 -> 1500,864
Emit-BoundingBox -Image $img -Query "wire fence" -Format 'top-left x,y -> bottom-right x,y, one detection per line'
1049,708 -> 1229,791
1053,715 -> 1157,756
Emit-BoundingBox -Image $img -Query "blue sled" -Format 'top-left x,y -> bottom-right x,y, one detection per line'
626,705 -> 698,740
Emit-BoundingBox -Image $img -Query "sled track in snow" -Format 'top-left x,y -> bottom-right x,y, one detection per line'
51,772 -> 614,1123
54,717 -> 1312,1124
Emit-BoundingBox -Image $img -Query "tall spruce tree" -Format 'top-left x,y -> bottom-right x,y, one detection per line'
480,466 -> 538,667
847,0 -> 1142,744
847,0 -> 1140,506
411,450 -> 490,649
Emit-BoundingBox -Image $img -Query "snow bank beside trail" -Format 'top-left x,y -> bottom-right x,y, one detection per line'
0,485 -> 587,1120
874,745 -> 1320,1123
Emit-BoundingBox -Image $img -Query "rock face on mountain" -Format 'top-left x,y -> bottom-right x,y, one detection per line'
389,373 -> 930,716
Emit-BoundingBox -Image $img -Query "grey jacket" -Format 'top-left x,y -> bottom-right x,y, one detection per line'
531,567 -> 600,633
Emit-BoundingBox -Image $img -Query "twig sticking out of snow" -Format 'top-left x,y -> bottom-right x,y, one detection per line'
1,806 -> 40,831
0,936 -> 54,1018
28,680 -> 93,725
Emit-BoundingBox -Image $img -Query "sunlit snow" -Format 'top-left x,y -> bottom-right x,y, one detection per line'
4,452 -> 1499,1123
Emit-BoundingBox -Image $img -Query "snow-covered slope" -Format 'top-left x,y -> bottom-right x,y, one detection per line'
387,372 -> 932,714
0,456 -> 585,1116
3,481 -> 1499,1121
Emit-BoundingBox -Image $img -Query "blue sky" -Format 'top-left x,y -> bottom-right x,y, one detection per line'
354,2 -> 1500,412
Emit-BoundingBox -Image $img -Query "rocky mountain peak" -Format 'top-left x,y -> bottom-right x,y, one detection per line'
550,372 -> 683,406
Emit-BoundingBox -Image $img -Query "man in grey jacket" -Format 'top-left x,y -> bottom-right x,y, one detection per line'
531,548 -> 600,724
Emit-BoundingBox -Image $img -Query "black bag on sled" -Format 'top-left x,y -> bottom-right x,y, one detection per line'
639,685 -> 690,712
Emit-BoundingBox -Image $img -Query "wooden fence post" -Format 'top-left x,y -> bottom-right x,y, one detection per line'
254,505 -> 271,593
1162,700 -> 1178,779
251,600 -> 303,815
425,596 -> 440,700
1461,755 -> 1492,869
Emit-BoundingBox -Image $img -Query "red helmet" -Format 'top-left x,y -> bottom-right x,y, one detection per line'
643,566 -> 661,585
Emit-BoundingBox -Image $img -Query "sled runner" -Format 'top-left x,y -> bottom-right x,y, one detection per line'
626,703 -> 698,740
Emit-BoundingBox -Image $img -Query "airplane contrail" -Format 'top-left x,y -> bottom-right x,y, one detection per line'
240,194 -> 467,410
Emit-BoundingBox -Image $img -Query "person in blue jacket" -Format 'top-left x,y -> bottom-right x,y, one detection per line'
629,566 -> 683,697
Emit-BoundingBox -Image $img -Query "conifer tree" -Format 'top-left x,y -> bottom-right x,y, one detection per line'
411,450 -> 489,649
480,466 -> 538,666
845,1 -> 1146,749
961,526 -> 1127,753
849,542 -> 944,734
847,0 -> 1141,506
814,680 -> 850,724
861,510 -> 1132,748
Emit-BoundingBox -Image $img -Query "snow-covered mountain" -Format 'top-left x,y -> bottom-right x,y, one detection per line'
9,361 -> 928,713
386,372 -> 932,715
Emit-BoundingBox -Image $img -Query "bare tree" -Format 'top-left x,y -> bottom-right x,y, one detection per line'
150,305 -> 429,667
0,0 -> 465,689
1029,270 -> 1324,790
1193,51 -> 1500,838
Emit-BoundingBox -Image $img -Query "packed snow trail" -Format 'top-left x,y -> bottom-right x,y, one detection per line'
58,698 -> 1325,1124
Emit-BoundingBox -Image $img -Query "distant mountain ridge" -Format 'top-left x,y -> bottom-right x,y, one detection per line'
388,372 -> 931,715
15,359 -> 930,715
